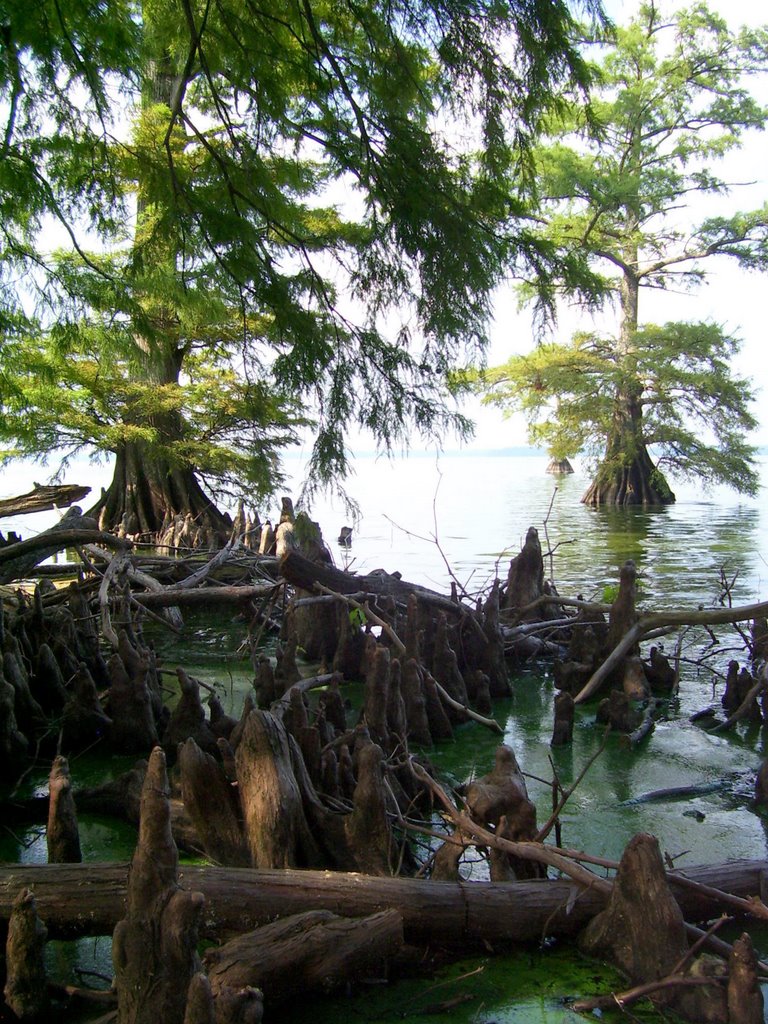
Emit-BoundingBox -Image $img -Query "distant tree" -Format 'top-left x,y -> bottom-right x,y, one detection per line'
0,0 -> 603,541
479,1 -> 768,506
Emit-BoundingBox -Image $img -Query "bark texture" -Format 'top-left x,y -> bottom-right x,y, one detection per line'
0,859 -> 764,946
204,909 -> 403,1005
112,746 -> 205,1024
3,888 -> 48,1020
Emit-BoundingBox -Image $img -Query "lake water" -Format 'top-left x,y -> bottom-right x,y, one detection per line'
4,448 -> 767,611
285,450 -> 768,609
3,451 -> 768,1022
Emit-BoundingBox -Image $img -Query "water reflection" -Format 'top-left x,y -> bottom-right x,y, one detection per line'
293,454 -> 767,614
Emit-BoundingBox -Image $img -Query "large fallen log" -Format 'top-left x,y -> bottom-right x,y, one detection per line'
0,484 -> 91,518
131,583 -> 278,609
280,547 -> 462,615
0,860 -> 764,945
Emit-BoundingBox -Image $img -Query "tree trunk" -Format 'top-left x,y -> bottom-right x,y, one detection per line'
581,390 -> 674,505
85,61 -> 233,550
582,260 -> 675,507
89,443 -> 232,546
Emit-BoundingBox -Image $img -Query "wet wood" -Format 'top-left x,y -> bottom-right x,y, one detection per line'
3,888 -> 49,1019
204,908 -> 403,1005
2,859 -> 763,945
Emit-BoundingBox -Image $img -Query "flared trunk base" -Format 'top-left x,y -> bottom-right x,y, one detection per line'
582,451 -> 674,507
88,445 -> 232,549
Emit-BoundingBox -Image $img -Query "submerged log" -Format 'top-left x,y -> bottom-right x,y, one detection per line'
204,908 -> 403,1005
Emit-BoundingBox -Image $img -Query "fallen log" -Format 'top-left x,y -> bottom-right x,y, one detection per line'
280,547 -> 464,616
131,584 -> 277,609
0,484 -> 91,518
0,519 -> 130,584
0,860 -> 764,945
204,908 -> 404,1004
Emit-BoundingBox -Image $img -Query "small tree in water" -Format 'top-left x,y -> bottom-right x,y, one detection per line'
478,1 -> 768,506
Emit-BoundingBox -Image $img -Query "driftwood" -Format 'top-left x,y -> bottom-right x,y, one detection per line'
1,859 -> 765,945
204,908 -> 404,1005
0,483 -> 91,518
0,511 -> 130,584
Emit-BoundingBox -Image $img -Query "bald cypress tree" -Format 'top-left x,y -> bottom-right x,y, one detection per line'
0,0 -> 603,539
480,1 -> 767,506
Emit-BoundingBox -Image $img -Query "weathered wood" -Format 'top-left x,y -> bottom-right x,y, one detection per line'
280,547 -> 464,615
133,584 -> 276,609
3,888 -> 49,1019
0,517 -> 129,584
574,598 -> 768,704
204,908 -> 403,1005
728,933 -> 764,1024
580,833 -> 726,1023
1,860 -> 764,945
46,755 -> 82,864
0,484 -> 91,518
112,747 -> 205,1024
235,710 -> 321,868
178,737 -> 250,868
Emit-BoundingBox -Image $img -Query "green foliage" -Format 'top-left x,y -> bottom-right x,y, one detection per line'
479,1 -> 768,498
483,321 -> 759,493
349,607 -> 367,630
0,0 -> 607,507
